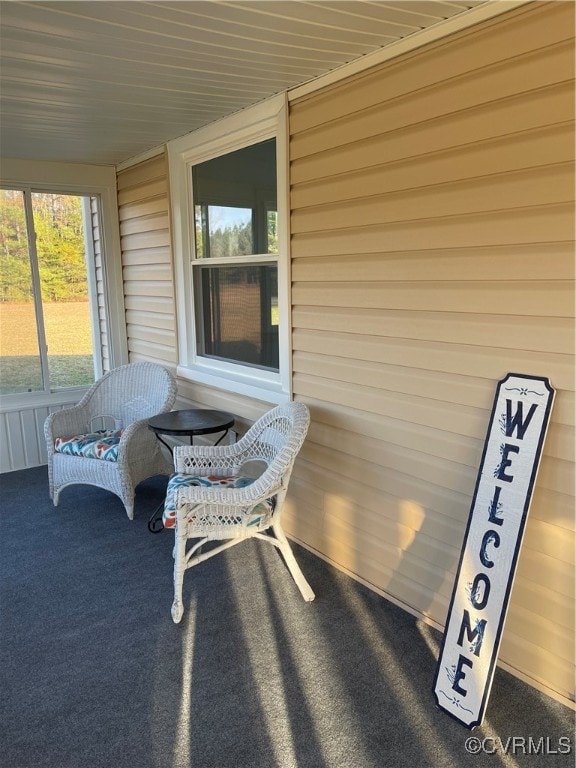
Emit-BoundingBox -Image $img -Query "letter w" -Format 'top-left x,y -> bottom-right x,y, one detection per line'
505,399 -> 538,440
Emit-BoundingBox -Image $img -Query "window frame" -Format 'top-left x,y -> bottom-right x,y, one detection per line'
168,94 -> 291,404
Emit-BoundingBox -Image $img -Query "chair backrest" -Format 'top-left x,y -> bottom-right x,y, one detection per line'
80,362 -> 177,428
241,402 -> 310,490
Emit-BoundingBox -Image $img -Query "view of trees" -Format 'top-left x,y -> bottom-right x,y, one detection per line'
0,190 -> 88,302
194,204 -> 278,260
208,220 -> 253,260
0,190 -> 94,393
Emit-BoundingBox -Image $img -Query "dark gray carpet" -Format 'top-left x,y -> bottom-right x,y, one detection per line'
1,466 -> 573,768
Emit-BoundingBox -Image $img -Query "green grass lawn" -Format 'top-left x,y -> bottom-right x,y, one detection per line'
0,302 -> 94,394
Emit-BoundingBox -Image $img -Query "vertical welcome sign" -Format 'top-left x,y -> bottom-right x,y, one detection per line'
433,373 -> 555,729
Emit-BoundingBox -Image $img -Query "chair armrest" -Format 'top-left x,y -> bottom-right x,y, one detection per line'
45,404 -> 92,441
117,417 -> 147,444
115,418 -> 164,467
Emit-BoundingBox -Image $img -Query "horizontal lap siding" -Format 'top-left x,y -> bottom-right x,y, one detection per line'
175,378 -> 272,436
287,2 -> 575,704
90,196 -> 109,373
117,154 -> 177,368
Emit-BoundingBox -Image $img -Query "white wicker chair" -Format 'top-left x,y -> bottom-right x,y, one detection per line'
45,362 -> 177,520
167,402 -> 314,623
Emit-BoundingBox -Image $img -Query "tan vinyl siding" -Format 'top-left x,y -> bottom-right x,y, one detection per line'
117,153 -> 177,368
287,0 -> 575,705
176,378 -> 272,435
89,195 -> 110,373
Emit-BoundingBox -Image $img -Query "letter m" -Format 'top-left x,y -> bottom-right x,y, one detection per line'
457,610 -> 487,657
505,399 -> 538,440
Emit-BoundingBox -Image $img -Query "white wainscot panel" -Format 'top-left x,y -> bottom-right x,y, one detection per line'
0,401 -> 76,473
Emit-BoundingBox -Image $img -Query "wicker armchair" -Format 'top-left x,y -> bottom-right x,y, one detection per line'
165,402 -> 314,623
45,362 -> 177,520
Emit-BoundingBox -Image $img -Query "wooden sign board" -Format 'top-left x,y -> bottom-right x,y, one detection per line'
432,373 -> 555,729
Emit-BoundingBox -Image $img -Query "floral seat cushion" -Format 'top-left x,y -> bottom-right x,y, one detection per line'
162,474 -> 272,530
54,430 -> 123,462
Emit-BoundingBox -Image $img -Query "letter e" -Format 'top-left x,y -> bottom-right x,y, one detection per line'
497,444 -> 520,483
452,654 -> 474,696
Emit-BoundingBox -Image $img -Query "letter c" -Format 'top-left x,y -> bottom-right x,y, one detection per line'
480,530 -> 501,569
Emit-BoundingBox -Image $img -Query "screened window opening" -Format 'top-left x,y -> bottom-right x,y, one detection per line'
198,264 -> 279,370
191,139 -> 279,372
0,189 -> 103,395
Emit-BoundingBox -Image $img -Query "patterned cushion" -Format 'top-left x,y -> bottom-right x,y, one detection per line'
54,430 -> 123,462
162,474 -> 272,530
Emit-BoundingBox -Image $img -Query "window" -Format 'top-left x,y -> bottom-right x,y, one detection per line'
168,95 -> 290,403
0,188 -> 103,395
192,139 -> 279,371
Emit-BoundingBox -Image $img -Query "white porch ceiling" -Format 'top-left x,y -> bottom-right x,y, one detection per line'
1,0 -> 490,167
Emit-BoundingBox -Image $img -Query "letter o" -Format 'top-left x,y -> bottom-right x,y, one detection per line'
471,573 -> 491,610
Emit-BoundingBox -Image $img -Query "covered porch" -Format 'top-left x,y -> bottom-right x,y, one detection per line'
0,2 -> 574,763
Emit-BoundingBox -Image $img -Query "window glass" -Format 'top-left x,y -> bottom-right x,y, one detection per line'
191,138 -> 279,372
0,189 -> 43,393
192,139 -> 276,259
266,208 -> 278,255
197,264 -> 278,370
194,205 -> 253,258
32,193 -> 95,390
0,189 -> 98,394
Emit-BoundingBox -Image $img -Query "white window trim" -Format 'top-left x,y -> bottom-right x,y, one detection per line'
168,93 -> 291,404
